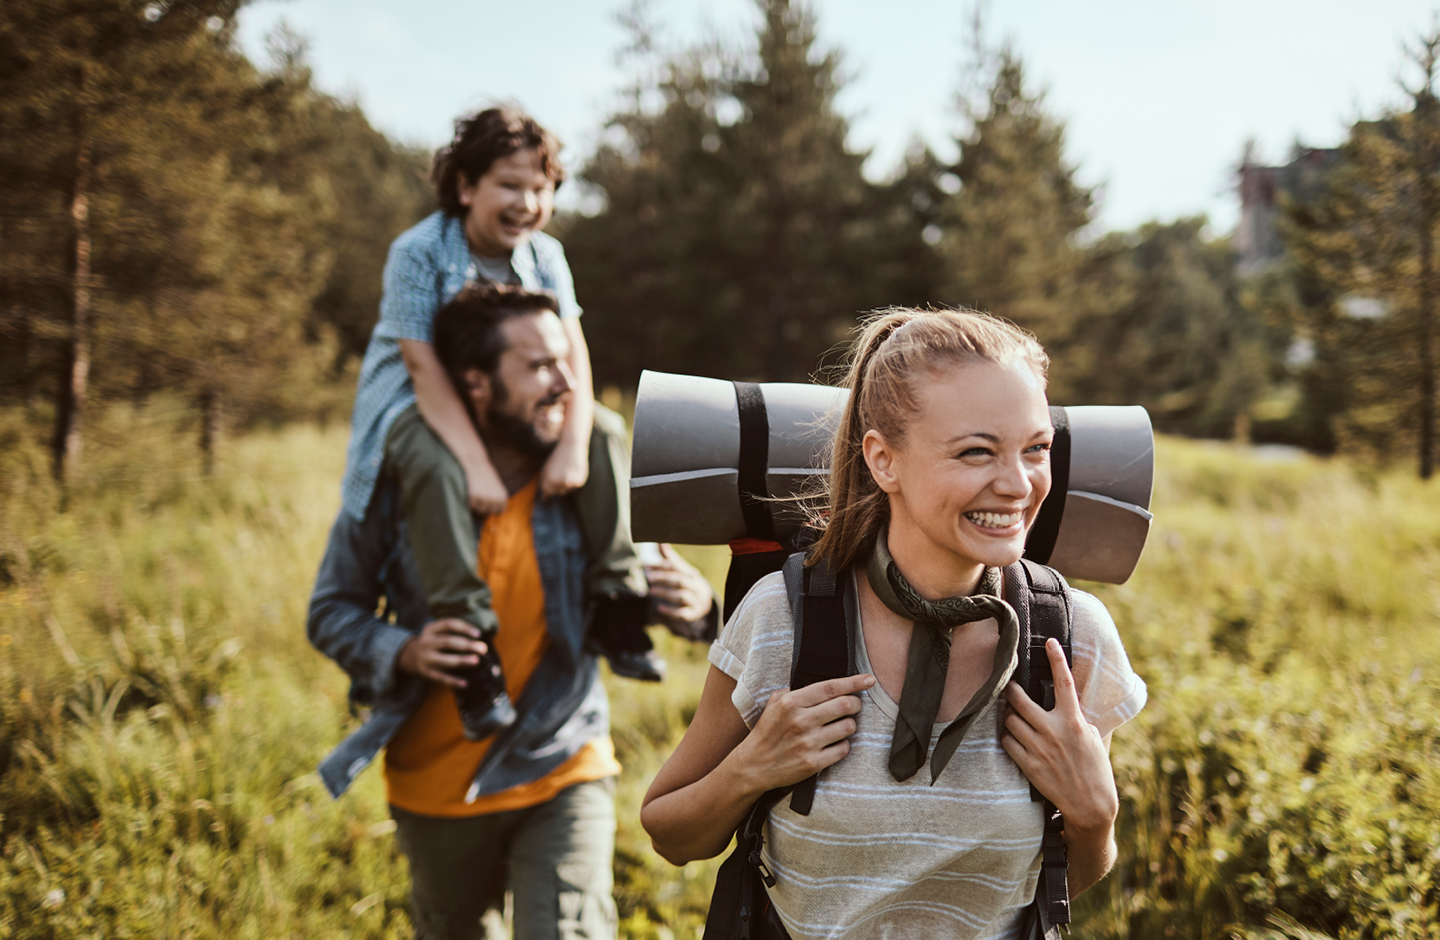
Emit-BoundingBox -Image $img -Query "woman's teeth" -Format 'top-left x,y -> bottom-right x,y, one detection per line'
966,510 -> 1022,529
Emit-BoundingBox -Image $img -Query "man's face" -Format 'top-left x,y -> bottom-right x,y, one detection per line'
472,311 -> 574,458
456,147 -> 556,258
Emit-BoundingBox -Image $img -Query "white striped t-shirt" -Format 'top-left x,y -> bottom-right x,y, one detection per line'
708,571 -> 1147,940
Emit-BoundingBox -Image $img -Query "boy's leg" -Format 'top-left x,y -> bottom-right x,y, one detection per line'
574,405 -> 664,680
386,405 -> 514,738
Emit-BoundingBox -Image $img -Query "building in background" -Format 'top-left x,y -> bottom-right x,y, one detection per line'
1235,145 -> 1340,275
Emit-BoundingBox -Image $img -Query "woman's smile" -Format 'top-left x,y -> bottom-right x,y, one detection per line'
963,508 -> 1027,531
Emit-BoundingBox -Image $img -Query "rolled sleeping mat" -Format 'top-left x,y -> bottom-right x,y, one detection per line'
630,370 -> 1155,584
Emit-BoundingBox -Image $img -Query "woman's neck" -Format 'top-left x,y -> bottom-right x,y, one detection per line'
883,515 -> 986,600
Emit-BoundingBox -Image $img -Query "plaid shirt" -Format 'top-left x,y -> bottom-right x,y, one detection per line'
339,212 -> 582,520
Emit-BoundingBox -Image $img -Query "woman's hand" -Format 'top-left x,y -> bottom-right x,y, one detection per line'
641,667 -> 875,865
539,436 -> 589,499
1002,637 -> 1119,895
644,543 -> 714,634
733,674 -> 875,794
1001,638 -> 1118,832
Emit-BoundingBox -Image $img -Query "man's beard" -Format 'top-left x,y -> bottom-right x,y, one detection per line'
484,379 -> 561,463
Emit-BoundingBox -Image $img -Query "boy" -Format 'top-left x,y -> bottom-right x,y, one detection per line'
340,105 -> 664,740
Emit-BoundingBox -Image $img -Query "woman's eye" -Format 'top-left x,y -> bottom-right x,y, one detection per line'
958,447 -> 992,459
1025,442 -> 1052,456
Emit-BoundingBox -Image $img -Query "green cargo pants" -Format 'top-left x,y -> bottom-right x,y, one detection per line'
391,777 -> 618,940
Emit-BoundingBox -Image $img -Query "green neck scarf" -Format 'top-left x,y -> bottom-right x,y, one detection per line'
866,529 -> 1020,784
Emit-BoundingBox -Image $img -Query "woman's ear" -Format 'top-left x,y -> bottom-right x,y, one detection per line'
862,429 -> 901,494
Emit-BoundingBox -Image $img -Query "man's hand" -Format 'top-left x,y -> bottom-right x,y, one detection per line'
463,455 -> 509,517
539,437 -> 589,499
733,674 -> 875,792
1001,638 -> 1119,834
397,618 -> 489,688
644,543 -> 714,634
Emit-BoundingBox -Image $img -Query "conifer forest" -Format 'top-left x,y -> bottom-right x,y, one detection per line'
2,0 -> 1439,937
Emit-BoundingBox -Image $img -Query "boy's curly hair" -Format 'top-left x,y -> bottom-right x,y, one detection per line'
432,104 -> 566,217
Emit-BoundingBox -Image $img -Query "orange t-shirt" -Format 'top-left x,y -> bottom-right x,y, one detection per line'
384,480 -> 619,817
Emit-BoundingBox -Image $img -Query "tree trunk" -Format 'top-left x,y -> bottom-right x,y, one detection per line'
51,69 -> 92,484
1420,238 -> 1435,481
1419,91 -> 1437,480
199,386 -> 222,476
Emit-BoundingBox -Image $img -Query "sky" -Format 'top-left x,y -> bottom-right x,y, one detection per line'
236,0 -> 1440,236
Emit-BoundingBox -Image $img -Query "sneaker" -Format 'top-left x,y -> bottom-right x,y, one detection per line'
452,645 -> 517,741
606,649 -> 667,683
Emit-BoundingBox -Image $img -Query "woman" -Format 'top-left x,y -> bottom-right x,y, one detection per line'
641,308 -> 1147,938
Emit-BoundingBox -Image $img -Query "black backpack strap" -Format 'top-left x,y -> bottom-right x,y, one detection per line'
1006,559 -> 1075,935
705,785 -> 792,940
780,551 -> 852,816
733,380 -> 776,541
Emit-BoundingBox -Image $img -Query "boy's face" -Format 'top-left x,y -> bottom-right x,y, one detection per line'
457,147 -> 556,258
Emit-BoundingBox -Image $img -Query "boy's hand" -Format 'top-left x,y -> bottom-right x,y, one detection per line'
539,437 -> 589,499
464,455 -> 509,516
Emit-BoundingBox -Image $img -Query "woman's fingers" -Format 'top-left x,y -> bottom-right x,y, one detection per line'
787,674 -> 875,709
1046,637 -> 1083,717
744,674 -> 873,788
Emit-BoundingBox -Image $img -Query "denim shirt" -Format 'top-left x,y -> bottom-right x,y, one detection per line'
338,213 -> 582,521
308,478 -> 607,800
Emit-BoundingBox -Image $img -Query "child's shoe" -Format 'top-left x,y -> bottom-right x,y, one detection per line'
452,643 -> 517,740
592,594 -> 667,683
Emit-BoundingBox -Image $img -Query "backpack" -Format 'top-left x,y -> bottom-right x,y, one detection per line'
704,551 -> 1075,940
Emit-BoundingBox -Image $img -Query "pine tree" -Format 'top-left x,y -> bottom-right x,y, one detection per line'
929,36 -> 1093,350
0,0 -> 255,478
0,6 -> 422,473
1282,27 -> 1440,476
567,0 -> 881,384
1069,219 -> 1272,437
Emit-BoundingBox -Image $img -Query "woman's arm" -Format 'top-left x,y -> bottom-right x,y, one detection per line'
641,666 -> 874,865
540,317 -> 595,498
1001,638 -> 1121,897
399,338 -> 507,515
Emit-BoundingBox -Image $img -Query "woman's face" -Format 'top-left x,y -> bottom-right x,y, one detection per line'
864,357 -> 1053,576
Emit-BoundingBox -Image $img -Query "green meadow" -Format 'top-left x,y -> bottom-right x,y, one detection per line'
1,408 -> 1437,938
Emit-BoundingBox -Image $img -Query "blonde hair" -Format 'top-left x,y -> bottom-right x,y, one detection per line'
807,307 -> 1049,573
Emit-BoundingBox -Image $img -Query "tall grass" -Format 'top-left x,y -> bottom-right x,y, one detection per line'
1,410 -> 1437,937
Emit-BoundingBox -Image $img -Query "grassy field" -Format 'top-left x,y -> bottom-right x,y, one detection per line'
1,405 -> 1437,938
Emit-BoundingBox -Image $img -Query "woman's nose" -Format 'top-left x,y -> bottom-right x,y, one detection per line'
994,455 -> 1034,498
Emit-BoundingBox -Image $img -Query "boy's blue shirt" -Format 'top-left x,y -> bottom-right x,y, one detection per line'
340,211 -> 582,521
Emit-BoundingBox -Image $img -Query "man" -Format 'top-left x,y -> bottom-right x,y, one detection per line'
308,282 -> 716,939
